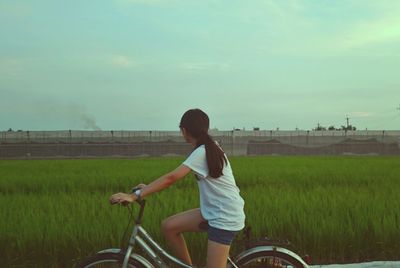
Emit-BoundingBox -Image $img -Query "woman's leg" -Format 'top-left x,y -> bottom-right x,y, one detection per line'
161,208 -> 205,265
206,240 -> 231,268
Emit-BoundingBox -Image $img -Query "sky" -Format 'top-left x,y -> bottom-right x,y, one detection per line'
1,0 -> 400,131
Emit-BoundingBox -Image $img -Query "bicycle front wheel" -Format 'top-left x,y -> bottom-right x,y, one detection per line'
235,250 -> 307,268
77,252 -> 147,268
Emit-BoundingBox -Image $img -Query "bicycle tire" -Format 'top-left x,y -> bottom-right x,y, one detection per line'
235,250 -> 307,268
77,252 -> 146,268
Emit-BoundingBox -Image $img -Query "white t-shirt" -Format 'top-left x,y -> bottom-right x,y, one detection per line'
182,144 -> 245,231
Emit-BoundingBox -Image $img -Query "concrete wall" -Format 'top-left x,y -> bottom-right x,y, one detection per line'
1,130 -> 399,158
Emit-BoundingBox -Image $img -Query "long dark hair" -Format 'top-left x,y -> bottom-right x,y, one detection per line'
180,109 -> 227,178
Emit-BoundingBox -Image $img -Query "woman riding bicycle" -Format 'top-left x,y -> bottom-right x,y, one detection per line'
109,108 -> 246,268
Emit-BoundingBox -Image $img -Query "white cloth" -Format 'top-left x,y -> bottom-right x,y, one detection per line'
182,144 -> 245,231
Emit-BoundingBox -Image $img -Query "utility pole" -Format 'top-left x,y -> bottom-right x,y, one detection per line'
346,115 -> 350,129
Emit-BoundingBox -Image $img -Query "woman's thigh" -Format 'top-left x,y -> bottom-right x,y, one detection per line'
162,208 -> 206,233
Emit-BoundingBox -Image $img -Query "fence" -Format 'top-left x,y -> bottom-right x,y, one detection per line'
0,130 -> 399,158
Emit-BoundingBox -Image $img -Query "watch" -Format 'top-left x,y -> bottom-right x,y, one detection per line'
133,189 -> 142,200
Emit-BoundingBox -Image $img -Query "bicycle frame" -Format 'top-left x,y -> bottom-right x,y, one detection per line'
120,222 -> 239,268
124,223 -> 191,268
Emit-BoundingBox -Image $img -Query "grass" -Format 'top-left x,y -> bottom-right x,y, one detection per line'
0,156 -> 399,267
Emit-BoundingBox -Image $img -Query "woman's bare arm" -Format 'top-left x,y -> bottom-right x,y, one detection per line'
109,164 -> 192,204
140,164 -> 191,198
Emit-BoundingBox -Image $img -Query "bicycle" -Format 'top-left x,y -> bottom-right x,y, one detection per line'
77,188 -> 311,268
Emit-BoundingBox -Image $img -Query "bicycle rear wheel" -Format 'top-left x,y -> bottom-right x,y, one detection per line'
235,250 -> 307,268
77,252 -> 146,268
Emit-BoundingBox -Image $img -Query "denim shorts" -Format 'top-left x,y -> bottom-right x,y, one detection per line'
207,226 -> 238,245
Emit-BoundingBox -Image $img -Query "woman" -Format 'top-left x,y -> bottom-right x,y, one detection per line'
109,109 -> 245,268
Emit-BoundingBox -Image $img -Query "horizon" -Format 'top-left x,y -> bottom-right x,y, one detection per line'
2,127 -> 399,132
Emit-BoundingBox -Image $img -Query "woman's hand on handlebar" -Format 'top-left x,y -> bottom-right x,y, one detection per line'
109,183 -> 146,205
109,192 -> 137,206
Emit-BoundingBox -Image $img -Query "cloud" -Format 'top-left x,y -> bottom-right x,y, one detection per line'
110,54 -> 135,67
326,16 -> 400,52
0,58 -> 20,70
181,62 -> 230,72
0,57 -> 28,77
115,0 -> 180,6
350,112 -> 373,118
252,1 -> 400,56
0,2 -> 32,17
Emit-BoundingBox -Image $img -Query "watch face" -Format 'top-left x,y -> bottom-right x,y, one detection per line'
135,189 -> 141,197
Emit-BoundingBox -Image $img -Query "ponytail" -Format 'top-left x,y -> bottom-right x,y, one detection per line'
197,133 -> 227,178
180,109 -> 227,178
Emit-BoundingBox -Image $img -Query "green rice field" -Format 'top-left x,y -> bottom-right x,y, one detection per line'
1,156 -> 399,267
